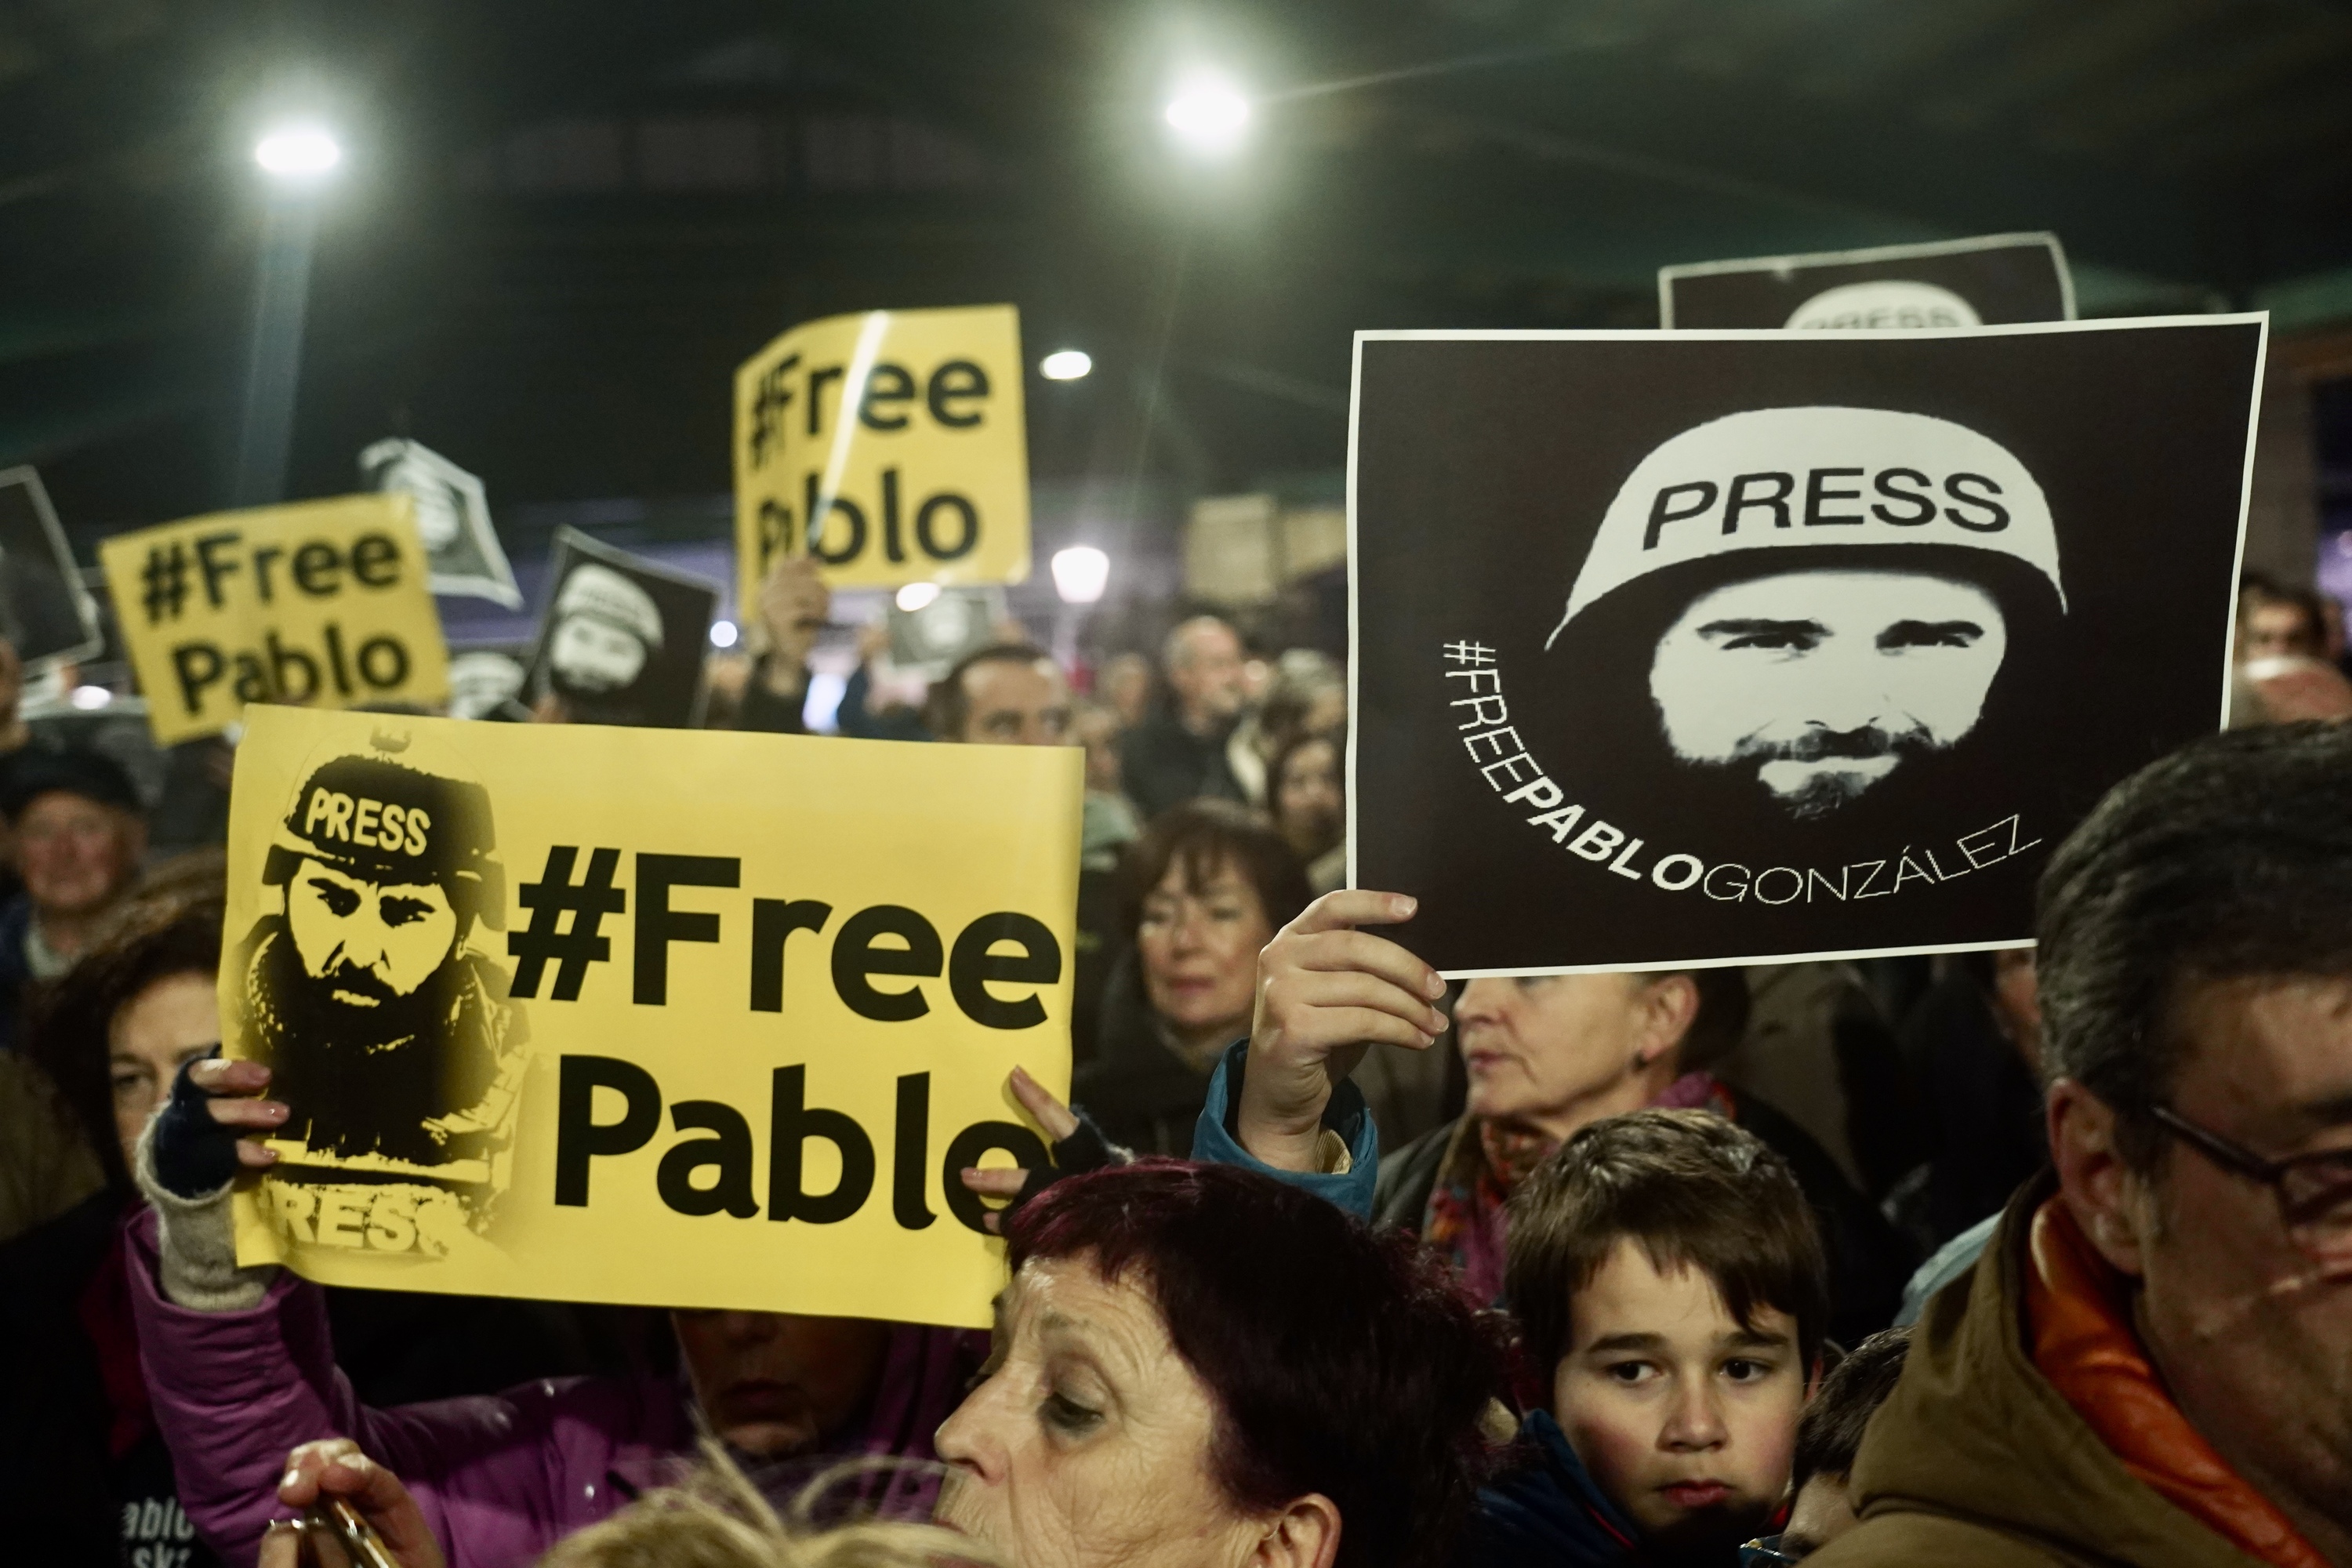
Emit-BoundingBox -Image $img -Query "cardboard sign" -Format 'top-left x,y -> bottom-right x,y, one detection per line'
359,438 -> 524,609
0,467 -> 103,670
98,496 -> 450,746
522,528 -> 718,728
1659,234 -> 2074,331
222,705 -> 1080,1327
1348,317 -> 2265,975
734,305 -> 1030,607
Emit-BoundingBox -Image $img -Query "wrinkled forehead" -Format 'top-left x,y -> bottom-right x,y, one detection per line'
1003,1254 -> 1177,1363
1671,567 -> 2004,629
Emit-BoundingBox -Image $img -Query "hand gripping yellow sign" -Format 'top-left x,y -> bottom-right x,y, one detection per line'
733,304 -> 1030,605
221,705 -> 1079,1328
100,495 -> 450,746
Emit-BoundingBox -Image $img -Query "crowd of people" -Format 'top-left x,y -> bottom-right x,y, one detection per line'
0,555 -> 2349,1568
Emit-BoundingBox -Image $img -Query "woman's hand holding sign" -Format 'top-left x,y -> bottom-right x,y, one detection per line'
1240,891 -> 1448,1173
958,1067 -> 1134,1233
148,1055 -> 285,1196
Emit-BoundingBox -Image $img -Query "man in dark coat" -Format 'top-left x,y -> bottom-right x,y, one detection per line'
1118,615 -> 1249,822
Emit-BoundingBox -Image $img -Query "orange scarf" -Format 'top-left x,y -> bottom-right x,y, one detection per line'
2025,1198 -> 2328,1568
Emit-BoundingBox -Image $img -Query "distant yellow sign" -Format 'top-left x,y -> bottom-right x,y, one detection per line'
100,495 -> 449,746
220,705 -> 1079,1327
733,304 -> 1030,606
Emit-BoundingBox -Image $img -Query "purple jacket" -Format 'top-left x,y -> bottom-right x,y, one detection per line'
126,1210 -> 980,1567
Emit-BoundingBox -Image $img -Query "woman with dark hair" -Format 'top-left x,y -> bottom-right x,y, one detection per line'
1269,728 -> 1345,895
0,881 -> 230,1563
1079,801 -> 1310,1152
938,1160 -> 1508,1568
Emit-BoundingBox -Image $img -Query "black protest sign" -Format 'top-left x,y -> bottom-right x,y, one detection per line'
360,438 -> 525,609
0,467 -> 102,669
1350,318 -> 2265,974
1660,234 -> 2074,331
522,528 -> 717,729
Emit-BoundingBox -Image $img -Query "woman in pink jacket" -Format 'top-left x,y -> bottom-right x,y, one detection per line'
129,1053 -> 977,1568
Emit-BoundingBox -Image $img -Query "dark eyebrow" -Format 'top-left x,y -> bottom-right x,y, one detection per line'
1694,618 -> 1824,640
1724,1327 -> 1794,1352
1878,619 -> 1985,644
1583,1331 -> 1669,1355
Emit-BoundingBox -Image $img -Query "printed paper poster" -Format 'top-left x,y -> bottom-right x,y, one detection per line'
0,467 -> 103,670
359,438 -> 524,609
521,528 -> 718,728
1348,318 -> 2264,973
222,705 -> 1081,1327
1660,233 -> 2074,331
734,304 -> 1030,606
98,495 -> 449,745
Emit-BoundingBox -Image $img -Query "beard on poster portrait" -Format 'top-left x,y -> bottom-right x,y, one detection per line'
1495,406 -> 2071,857
1443,641 -> 2044,926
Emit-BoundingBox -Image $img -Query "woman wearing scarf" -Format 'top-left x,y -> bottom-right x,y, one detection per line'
1373,968 -> 1911,1349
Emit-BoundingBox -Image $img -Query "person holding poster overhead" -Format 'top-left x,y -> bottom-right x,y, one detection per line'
733,303 -> 1032,604
117,705 -> 1091,1563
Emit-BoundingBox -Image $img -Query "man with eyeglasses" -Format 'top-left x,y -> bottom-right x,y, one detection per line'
1813,720 -> 2352,1568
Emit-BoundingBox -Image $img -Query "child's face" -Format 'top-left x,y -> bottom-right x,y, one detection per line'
1552,1239 -> 1807,1552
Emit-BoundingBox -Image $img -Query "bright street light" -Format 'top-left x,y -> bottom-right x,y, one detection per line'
1040,349 -> 1093,381
896,582 -> 943,613
254,123 -> 343,182
1163,74 -> 1250,154
1051,546 -> 1110,604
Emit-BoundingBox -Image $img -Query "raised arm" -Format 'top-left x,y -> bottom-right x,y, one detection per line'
129,1058 -> 611,1566
1232,890 -> 1448,1172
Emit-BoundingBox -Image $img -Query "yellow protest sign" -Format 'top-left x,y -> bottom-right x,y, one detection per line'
220,705 -> 1080,1328
733,304 -> 1029,606
100,495 -> 450,746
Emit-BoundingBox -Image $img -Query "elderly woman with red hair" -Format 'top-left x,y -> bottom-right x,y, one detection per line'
937,1160 -> 1504,1568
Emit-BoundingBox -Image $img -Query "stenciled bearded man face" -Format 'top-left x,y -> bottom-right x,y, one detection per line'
1646,567 -> 2009,819
285,857 -> 462,1009
550,613 -> 649,695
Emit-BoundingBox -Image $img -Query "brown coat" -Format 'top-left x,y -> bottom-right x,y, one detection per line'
1809,1178 -> 2275,1568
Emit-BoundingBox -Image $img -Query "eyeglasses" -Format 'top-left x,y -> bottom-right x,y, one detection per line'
2151,1104 -> 2352,1263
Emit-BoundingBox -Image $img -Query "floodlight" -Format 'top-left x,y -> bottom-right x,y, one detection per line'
896,582 -> 943,612
709,619 -> 739,649
1040,349 -> 1093,381
1163,74 -> 1250,154
1051,546 -> 1110,604
69,685 -> 112,710
254,123 -> 343,181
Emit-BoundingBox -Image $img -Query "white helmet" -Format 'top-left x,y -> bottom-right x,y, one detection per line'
554,563 -> 663,652
1549,405 -> 2065,647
